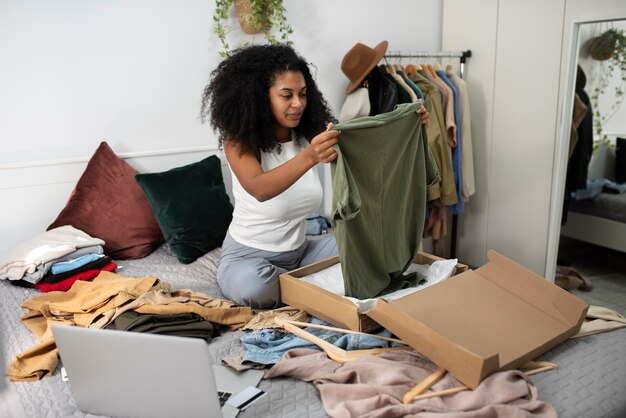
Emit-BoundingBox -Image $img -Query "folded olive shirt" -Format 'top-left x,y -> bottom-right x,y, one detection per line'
331,102 -> 440,299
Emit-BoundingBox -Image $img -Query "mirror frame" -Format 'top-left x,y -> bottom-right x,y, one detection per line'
546,0 -> 626,281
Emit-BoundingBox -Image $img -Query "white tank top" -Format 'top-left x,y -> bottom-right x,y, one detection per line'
228,135 -> 323,252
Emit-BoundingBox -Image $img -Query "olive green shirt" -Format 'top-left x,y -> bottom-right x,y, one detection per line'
409,72 -> 458,206
331,102 -> 440,299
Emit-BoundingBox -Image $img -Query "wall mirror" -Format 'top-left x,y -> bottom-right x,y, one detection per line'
546,3 -> 626,304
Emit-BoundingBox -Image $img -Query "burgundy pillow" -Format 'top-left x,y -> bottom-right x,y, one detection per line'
48,142 -> 164,259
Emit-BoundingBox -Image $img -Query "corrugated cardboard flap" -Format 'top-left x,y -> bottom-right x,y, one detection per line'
480,250 -> 588,328
368,297 -> 500,389
279,256 -> 379,331
366,250 -> 588,389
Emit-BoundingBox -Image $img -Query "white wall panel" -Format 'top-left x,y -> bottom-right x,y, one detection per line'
487,0 -> 565,274
442,0 -> 498,268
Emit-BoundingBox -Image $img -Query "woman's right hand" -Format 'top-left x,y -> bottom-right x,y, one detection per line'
306,122 -> 340,164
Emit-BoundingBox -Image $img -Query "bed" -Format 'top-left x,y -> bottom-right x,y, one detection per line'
560,138 -> 626,254
560,190 -> 626,253
1,243 -> 626,418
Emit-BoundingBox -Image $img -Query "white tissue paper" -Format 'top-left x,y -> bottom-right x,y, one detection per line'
299,258 -> 458,313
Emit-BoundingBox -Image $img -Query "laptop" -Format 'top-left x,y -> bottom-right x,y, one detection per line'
52,325 -> 264,418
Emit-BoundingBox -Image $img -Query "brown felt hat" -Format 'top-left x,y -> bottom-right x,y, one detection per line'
341,40 -> 388,95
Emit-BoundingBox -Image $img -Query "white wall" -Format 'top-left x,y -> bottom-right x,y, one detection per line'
0,0 -> 442,164
0,0 -> 443,260
0,0 -> 216,163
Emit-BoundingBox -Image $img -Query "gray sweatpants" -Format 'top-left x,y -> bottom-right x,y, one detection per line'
217,232 -> 338,309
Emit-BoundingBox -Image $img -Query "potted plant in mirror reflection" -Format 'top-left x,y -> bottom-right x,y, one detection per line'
587,27 -> 626,152
213,0 -> 293,58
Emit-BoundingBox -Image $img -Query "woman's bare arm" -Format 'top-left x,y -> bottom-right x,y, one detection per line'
225,126 -> 340,202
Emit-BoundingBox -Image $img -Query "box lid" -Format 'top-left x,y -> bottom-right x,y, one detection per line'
365,250 -> 589,389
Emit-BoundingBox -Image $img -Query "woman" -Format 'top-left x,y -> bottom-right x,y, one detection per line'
201,44 -> 429,309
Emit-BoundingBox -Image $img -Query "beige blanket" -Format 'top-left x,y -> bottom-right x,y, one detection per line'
265,349 -> 556,418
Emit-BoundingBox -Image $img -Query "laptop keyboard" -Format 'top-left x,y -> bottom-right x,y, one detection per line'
217,390 -> 232,407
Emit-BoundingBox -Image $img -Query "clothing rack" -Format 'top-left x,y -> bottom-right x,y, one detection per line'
384,50 -> 472,79
383,49 -> 472,259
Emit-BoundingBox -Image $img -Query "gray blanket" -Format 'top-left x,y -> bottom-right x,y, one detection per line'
1,244 -> 625,418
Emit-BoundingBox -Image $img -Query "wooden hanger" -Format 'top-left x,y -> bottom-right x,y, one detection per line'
403,360 -> 558,404
275,317 -> 409,363
405,64 -> 418,76
422,64 -> 435,78
403,367 -> 446,404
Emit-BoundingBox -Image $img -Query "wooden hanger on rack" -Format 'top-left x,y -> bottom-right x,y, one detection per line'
404,64 -> 420,77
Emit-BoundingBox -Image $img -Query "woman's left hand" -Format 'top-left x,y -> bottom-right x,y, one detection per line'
418,105 -> 430,128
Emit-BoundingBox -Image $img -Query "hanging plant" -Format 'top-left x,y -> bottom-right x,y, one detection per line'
235,0 -> 272,34
213,0 -> 293,58
588,29 -> 619,61
588,27 -> 626,151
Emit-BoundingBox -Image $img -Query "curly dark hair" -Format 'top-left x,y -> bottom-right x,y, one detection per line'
200,44 -> 335,154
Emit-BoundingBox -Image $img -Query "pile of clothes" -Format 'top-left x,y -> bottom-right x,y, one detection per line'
0,225 -> 116,292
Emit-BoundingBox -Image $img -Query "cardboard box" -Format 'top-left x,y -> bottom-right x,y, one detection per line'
366,250 -> 588,389
279,252 -> 469,332
281,249 -> 588,389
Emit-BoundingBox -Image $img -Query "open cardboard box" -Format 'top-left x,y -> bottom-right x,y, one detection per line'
280,249 -> 588,389
279,251 -> 469,332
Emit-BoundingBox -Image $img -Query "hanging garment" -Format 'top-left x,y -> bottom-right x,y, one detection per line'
566,88 -> 593,193
421,67 -> 455,146
408,70 -> 455,248
384,66 -> 418,103
446,65 -> 476,201
568,94 -> 589,158
331,102 -> 440,299
436,68 -> 464,215
339,87 -> 371,122
382,71 -> 412,104
563,66 -> 594,225
409,71 -> 458,206
366,68 -> 398,115
396,69 -> 423,99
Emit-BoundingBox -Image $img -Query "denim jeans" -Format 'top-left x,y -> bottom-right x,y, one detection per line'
240,317 -> 399,365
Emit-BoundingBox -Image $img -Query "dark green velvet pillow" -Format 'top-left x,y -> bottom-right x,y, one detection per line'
135,155 -> 233,264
